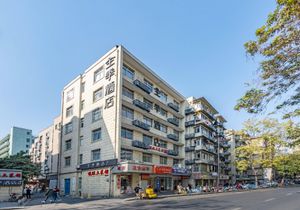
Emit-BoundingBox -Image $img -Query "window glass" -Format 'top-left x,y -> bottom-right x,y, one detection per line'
93,87 -> 103,102
94,67 -> 104,83
121,127 -> 133,139
122,87 -> 134,99
122,106 -> 134,120
142,153 -> 152,163
91,149 -> 101,161
121,149 -> 133,161
92,128 -> 101,142
92,107 -> 102,122
122,65 -> 135,80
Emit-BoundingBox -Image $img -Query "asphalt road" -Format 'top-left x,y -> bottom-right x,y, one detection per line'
25,187 -> 300,210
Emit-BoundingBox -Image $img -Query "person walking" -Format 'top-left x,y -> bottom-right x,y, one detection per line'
41,188 -> 53,204
26,187 -> 31,199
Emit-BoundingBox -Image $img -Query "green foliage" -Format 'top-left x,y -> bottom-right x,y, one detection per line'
0,151 -> 41,182
235,0 -> 300,118
274,152 -> 300,176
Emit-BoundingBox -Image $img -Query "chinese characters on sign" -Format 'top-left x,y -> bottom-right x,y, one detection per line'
87,169 -> 109,176
0,169 -> 22,186
79,159 -> 118,170
104,56 -> 116,109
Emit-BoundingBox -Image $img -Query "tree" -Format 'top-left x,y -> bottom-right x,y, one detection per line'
235,118 -> 286,185
0,151 -> 41,183
274,152 -> 300,180
235,0 -> 300,119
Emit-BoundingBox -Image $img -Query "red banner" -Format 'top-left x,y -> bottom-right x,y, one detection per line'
153,166 -> 172,174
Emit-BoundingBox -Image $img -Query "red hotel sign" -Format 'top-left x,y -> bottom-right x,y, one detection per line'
153,166 -> 172,174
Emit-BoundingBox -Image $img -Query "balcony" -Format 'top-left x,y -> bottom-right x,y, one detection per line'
133,99 -> 151,112
167,102 -> 179,112
185,108 -> 195,115
195,146 -> 217,154
224,159 -> 230,164
132,120 -> 150,131
185,133 -> 195,140
167,134 -> 179,141
224,151 -> 231,156
132,140 -> 149,150
167,150 -> 179,156
133,79 -> 152,94
185,146 -> 195,152
185,160 -> 195,165
223,143 -> 231,148
225,166 -> 231,171
185,120 -> 195,127
167,118 -> 179,126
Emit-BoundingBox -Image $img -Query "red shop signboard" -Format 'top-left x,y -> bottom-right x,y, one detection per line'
87,169 -> 109,176
153,166 -> 172,174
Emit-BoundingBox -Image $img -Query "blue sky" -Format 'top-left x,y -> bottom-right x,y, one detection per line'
0,0 -> 276,137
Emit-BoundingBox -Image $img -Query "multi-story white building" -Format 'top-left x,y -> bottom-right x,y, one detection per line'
59,45 -> 187,197
0,127 -> 34,158
184,97 -> 229,187
30,116 -> 61,187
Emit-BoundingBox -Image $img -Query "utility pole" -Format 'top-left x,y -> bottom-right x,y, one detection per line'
217,134 -> 220,191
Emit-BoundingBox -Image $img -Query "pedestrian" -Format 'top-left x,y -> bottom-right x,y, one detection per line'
134,184 -> 142,199
26,186 -> 31,199
41,188 -> 53,204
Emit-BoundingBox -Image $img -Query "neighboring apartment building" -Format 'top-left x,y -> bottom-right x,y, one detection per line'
225,129 -> 264,184
184,97 -> 229,187
0,127 -> 34,158
59,45 -> 187,197
30,116 -> 61,187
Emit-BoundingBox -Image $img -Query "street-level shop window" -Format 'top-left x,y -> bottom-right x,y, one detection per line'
92,128 -> 101,142
121,149 -> 133,161
92,107 -> 102,122
91,149 -> 101,161
65,139 -> 72,151
122,106 -> 134,120
160,156 -> 167,165
65,156 -> 71,167
122,65 -> 135,80
142,153 -> 152,163
122,87 -> 134,99
121,127 -> 133,140
93,87 -> 104,102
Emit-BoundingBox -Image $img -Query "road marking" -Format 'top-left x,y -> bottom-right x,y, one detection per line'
264,198 -> 275,202
230,208 -> 242,210
286,193 -> 292,196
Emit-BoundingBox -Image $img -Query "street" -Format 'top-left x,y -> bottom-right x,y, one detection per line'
24,187 -> 300,210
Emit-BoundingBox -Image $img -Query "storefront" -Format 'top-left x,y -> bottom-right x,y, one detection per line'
152,165 -> 173,191
112,162 -> 153,195
192,173 -> 216,187
172,167 -> 192,189
0,169 -> 23,201
219,175 -> 230,186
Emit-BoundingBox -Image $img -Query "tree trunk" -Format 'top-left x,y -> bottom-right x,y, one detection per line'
252,167 -> 258,187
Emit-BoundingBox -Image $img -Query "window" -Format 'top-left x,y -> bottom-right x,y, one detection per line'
65,156 -> 71,167
173,100 -> 179,107
154,104 -> 167,117
81,82 -> 85,93
143,116 -> 152,127
94,67 -> 104,83
121,149 -> 133,161
143,153 -> 152,163
173,130 -> 179,138
66,106 -> 73,117
159,140 -> 167,148
80,118 -> 84,128
143,135 -> 152,146
122,87 -> 134,99
27,131 -> 31,135
160,156 -> 167,165
144,79 -> 153,91
173,144 -> 179,153
173,159 -> 179,166
159,91 -> 168,103
66,89 -> 74,102
79,154 -> 83,164
143,98 -> 153,109
26,145 -> 29,148
122,65 -> 135,80
93,87 -> 103,102
92,107 -> 102,122
65,139 -> 72,151
92,128 -> 101,142
81,100 -> 85,110
79,136 -> 83,146
26,138 -> 30,143
122,106 -> 134,120
121,127 -> 133,139
154,121 -> 167,133
65,122 -> 73,134
91,149 -> 101,161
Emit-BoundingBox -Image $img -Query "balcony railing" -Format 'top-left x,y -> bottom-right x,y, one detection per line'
167,134 -> 179,141
133,99 -> 151,112
185,160 -> 195,165
167,102 -> 179,112
185,133 -> 195,140
132,140 -> 149,150
185,120 -> 195,127
167,150 -> 179,156
185,108 -> 195,115
185,146 -> 195,152
195,146 -> 217,154
133,79 -> 152,94
132,120 -> 150,131
167,118 -> 179,126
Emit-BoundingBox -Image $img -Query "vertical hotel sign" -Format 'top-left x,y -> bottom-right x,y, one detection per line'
104,56 -> 116,109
